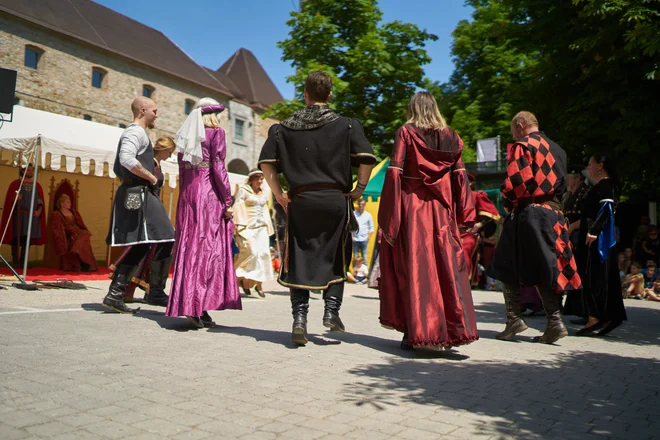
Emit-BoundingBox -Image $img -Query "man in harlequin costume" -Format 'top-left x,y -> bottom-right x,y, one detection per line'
0,165 -> 47,266
487,111 -> 582,344
461,174 -> 500,286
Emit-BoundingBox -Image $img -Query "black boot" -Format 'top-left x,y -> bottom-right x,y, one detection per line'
290,289 -> 309,346
322,283 -> 345,333
496,284 -> 528,340
145,256 -> 171,307
534,285 -> 568,344
103,265 -> 140,314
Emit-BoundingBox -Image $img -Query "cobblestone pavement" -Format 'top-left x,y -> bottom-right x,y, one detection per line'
1,279 -> 658,439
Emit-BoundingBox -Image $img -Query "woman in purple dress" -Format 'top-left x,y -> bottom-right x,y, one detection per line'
166,97 -> 241,327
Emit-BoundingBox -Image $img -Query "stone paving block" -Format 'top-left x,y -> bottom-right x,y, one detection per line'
322,412 -> 363,424
400,417 -> 458,434
395,426 -> 451,439
298,417 -> 356,435
105,410 -> 151,425
25,421 -> 76,437
195,420 -> 252,437
446,427 -> 496,439
237,431 -> 276,440
87,405 -> 127,417
278,426 -> 328,439
0,409 -> 53,429
348,417 -> 406,435
58,412 -> 105,428
168,429 -> 214,440
82,420 -> 144,439
0,423 -> 31,440
49,431 -> 106,440
131,417 -> 191,437
258,421 -> 296,434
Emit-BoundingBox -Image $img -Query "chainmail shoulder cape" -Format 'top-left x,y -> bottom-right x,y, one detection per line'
280,105 -> 340,130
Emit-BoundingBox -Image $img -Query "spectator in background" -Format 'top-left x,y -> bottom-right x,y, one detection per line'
633,216 -> 651,259
642,260 -> 658,289
352,197 -> 374,268
618,252 -> 632,282
639,225 -> 659,264
352,257 -> 369,284
623,248 -> 633,270
645,281 -> 660,302
622,262 -> 644,299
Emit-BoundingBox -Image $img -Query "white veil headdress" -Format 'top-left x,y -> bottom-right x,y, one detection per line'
174,99 -> 224,165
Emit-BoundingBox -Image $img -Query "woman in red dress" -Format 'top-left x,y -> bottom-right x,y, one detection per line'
51,194 -> 98,272
378,92 -> 479,350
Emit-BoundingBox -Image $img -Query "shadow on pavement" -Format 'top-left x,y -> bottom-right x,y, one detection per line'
344,351 -> 659,439
208,325 -> 340,349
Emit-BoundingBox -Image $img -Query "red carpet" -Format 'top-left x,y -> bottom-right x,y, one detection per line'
0,266 -> 112,281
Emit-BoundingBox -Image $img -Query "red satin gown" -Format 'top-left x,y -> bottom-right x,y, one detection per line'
378,124 -> 479,348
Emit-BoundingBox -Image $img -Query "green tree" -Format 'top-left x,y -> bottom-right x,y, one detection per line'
441,0 -> 538,155
264,0 -> 437,158
516,0 -> 660,200
444,0 -> 660,199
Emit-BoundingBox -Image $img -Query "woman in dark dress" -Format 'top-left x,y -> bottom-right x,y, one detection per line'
577,154 -> 627,336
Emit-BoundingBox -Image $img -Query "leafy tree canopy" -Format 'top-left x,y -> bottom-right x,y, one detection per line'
264,0 -> 438,158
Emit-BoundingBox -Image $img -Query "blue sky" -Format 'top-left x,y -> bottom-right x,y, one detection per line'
94,0 -> 473,100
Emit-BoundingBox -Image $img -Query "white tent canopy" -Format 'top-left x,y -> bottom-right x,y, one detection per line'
0,106 -> 252,189
0,105 -> 123,177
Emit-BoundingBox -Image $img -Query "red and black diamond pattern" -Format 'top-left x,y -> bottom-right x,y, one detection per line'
537,202 -> 583,292
502,134 -> 560,203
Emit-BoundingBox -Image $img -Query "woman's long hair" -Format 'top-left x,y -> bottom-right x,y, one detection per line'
407,92 -> 447,130
195,97 -> 222,128
154,136 -> 175,152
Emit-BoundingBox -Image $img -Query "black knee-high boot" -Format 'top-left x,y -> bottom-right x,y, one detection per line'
290,289 -> 309,346
496,283 -> 528,340
145,255 -> 172,307
103,264 -> 140,313
534,285 -> 568,344
323,282 -> 345,333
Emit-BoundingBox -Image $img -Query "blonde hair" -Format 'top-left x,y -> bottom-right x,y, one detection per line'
154,136 -> 175,152
195,97 -> 221,128
511,111 -> 539,130
56,193 -> 71,210
407,92 -> 447,130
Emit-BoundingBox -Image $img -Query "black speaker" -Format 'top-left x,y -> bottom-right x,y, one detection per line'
0,68 -> 18,114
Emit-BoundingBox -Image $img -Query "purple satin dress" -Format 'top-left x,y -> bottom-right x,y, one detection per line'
166,127 -> 241,317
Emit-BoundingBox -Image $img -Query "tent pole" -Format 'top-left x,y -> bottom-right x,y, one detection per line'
22,136 -> 40,278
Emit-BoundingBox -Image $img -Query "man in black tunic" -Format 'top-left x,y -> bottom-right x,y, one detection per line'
103,97 -> 175,313
259,71 -> 376,345
562,165 -> 589,321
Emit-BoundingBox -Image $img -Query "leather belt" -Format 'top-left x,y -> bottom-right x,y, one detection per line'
184,161 -> 211,169
289,183 -> 346,198
517,195 -> 560,210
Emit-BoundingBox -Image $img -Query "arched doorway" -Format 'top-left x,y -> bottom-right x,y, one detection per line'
227,159 -> 249,175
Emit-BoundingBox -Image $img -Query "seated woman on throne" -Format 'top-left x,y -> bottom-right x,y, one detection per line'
51,194 -> 98,272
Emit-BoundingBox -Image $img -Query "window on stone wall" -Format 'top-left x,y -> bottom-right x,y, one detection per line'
83,115 -> 92,121
143,85 -> 154,98
184,99 -> 195,115
91,68 -> 106,89
235,119 -> 245,141
24,46 -> 43,69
